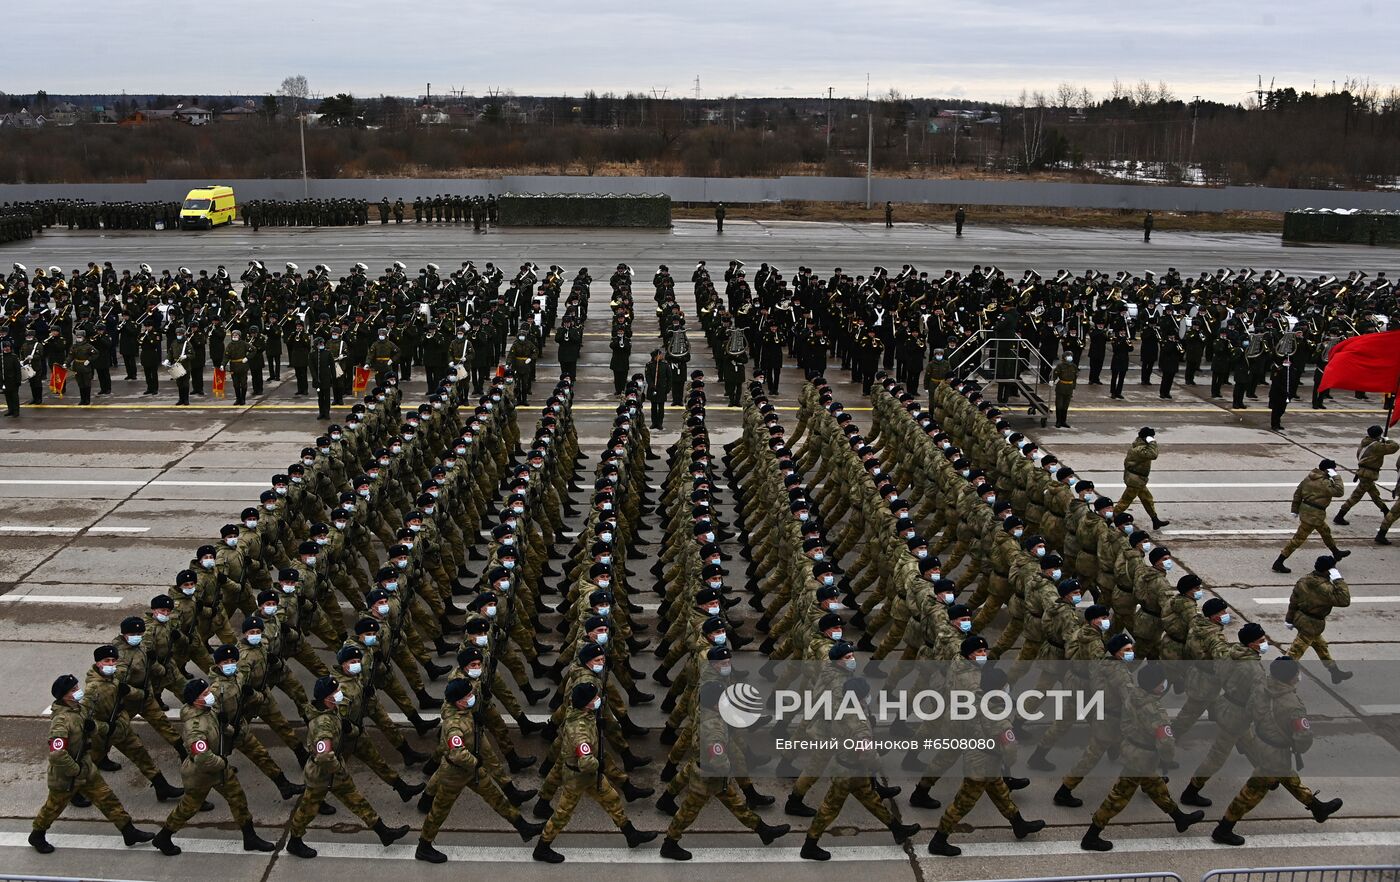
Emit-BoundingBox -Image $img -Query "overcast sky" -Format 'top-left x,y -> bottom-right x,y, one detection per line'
8,0 -> 1398,105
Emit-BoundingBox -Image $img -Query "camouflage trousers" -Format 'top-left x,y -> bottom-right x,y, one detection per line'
1114,486 -> 1160,521
1223,775 -> 1315,822
667,774 -> 760,839
34,766 -> 132,832
937,776 -> 1017,834
422,761 -> 518,841
1091,776 -> 1177,827
540,770 -> 628,843
1288,629 -> 1337,667
1280,520 -> 1340,558
808,775 -> 893,839
165,763 -> 252,831
289,766 -> 380,837
1344,478 -> 1387,512
94,715 -> 160,781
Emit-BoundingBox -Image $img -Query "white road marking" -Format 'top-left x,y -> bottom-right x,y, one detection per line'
0,479 -> 266,488
0,595 -> 124,605
1163,529 -> 1299,536
1097,482 -> 1352,489
1360,704 -> 1400,715
1,830 -> 1396,862
0,526 -> 149,535
1253,596 -> 1400,605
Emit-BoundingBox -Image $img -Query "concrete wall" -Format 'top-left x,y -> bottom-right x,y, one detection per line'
3,176 -> 1400,214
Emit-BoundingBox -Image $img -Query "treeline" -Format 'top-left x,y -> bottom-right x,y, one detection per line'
4,83 -> 1399,188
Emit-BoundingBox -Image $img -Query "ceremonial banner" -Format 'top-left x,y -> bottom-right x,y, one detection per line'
48,364 -> 67,397
212,368 -> 227,399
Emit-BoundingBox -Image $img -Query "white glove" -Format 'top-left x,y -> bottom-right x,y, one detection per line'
1327,469 -> 1339,478
1145,436 -> 1156,444
1285,622 -> 1295,630
1328,567 -> 1343,581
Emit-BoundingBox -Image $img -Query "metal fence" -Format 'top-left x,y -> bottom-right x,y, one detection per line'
1202,867 -> 1400,882
985,874 -> 1183,882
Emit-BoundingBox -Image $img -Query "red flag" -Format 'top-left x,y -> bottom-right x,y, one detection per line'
1318,330 -> 1400,395
352,366 -> 372,395
211,368 -> 227,399
48,365 -> 68,397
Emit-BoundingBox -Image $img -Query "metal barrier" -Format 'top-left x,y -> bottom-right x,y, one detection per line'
982,875 -> 1181,882
1203,867 -> 1400,882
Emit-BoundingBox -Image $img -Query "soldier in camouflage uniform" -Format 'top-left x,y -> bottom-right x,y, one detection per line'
1113,427 -> 1169,529
152,679 -> 276,856
84,643 -> 184,802
1334,425 -> 1396,525
1211,657 -> 1342,845
1285,554 -> 1353,683
285,676 -> 409,859
30,674 -> 154,854
533,682 -> 657,863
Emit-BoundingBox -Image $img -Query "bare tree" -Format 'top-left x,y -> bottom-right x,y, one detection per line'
1133,79 -> 1156,107
1055,82 -> 1078,109
1109,78 -> 1128,102
1078,86 -> 1095,110
1156,80 -> 1175,104
278,75 -> 310,116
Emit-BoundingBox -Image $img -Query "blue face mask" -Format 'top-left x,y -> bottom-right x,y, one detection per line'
958,620 -> 972,633
220,662 -> 238,676
364,634 -> 378,646
1121,651 -> 1136,662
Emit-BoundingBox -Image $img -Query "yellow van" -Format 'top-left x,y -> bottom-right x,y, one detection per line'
180,186 -> 237,229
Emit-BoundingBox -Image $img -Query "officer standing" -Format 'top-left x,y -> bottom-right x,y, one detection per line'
30,674 -> 154,854
645,350 -> 673,430
885,201 -> 894,228
1144,211 -> 1154,242
69,329 -> 98,405
715,203 -> 725,233
1114,427 -> 1169,529
1052,352 -> 1078,428
954,206 -> 966,236
224,328 -> 250,405
1,337 -> 20,417
1108,329 -> 1131,400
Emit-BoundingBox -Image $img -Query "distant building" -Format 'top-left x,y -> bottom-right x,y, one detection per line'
145,105 -> 213,125
1,108 -> 47,129
218,106 -> 260,122
419,110 -> 450,126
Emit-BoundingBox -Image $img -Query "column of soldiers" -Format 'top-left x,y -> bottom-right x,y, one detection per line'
810,372 -> 1344,851
0,198 -> 181,231
243,199 -> 371,230
407,194 -> 498,227
1,204 -> 40,244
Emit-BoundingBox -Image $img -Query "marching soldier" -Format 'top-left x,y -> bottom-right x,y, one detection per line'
31,674 -> 154,854
1113,427 -> 1169,529
1334,425 -> 1397,525
285,676 -> 410,859
1052,352 -> 1078,428
1285,554 -> 1353,683
1274,458 -> 1349,573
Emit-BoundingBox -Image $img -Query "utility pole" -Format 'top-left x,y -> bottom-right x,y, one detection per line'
865,74 -> 873,209
299,114 -> 308,197
826,86 -> 833,154
1190,95 -> 1199,166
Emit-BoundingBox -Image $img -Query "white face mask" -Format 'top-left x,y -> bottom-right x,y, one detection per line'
71,689 -> 85,703
203,692 -> 217,707
99,664 -> 117,677
1257,641 -> 1270,654
181,586 -> 196,596
224,537 -> 238,548
126,634 -> 142,647
588,661 -> 605,673
467,667 -> 483,679
1097,619 -> 1111,631
246,634 -> 262,646
201,558 -> 215,569
332,690 -> 345,705
348,661 -> 363,675
154,612 -> 170,623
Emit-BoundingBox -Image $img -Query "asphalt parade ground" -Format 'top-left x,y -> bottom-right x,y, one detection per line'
1,221 -> 1398,882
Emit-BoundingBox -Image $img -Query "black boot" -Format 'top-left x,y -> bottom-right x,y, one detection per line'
286,836 -> 318,858
927,831 -> 960,856
151,772 -> 184,802
152,827 -> 181,856
785,793 -> 817,817
394,779 -> 426,802
889,820 -> 921,842
504,782 -> 537,806
1330,667 -> 1354,684
1172,808 -> 1205,832
1272,555 -> 1291,574
657,790 -> 680,814
294,744 -> 311,765
374,819 -> 410,845
1333,508 -> 1351,526
533,839 -> 564,863
1181,783 -> 1212,807
909,786 -> 941,809
1080,823 -> 1112,851
621,780 -> 654,801
1011,813 -> 1045,839
532,798 -> 554,819
29,829 -> 54,854
417,791 -> 435,814
757,821 -> 790,844
415,838 -> 447,863
1309,796 -> 1343,822
1211,819 -> 1244,846
622,821 -> 658,848
1027,746 -> 1055,771
513,815 -> 545,841
97,757 -> 122,772
410,711 -> 438,737
1053,783 -> 1083,807
275,774 -> 305,800
416,688 -> 443,709
660,836 -> 692,860
800,835 -> 831,861
743,783 -> 775,807
241,822 -> 275,852
507,751 -> 538,772
398,742 -> 430,766
121,822 -> 155,846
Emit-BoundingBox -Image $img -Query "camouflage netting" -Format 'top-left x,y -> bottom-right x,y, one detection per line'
498,193 -> 671,228
1284,209 -> 1400,245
